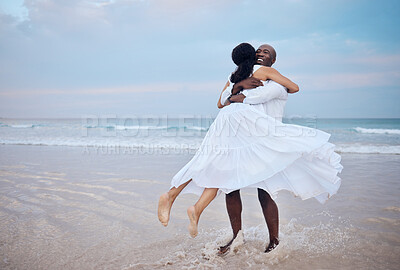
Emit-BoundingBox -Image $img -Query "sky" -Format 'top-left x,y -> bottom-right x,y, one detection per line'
0,0 -> 399,118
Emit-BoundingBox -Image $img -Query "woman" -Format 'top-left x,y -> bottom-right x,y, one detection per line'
158,43 -> 342,240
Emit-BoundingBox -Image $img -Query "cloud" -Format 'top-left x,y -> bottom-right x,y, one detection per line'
253,33 -> 400,92
295,71 -> 400,91
0,0 -> 399,117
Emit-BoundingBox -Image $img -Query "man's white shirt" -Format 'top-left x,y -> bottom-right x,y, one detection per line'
220,66 -> 288,121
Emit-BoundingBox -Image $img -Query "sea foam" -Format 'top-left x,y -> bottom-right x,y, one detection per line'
335,144 -> 400,154
354,127 -> 400,135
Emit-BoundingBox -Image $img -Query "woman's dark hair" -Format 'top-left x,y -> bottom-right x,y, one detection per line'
230,43 -> 256,84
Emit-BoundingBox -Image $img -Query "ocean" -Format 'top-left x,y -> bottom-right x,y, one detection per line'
1,117 -> 399,154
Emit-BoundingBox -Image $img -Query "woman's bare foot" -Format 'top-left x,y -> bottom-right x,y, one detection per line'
264,237 -> 279,253
187,205 -> 199,238
158,193 -> 172,226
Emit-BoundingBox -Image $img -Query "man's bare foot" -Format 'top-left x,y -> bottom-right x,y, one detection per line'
264,238 -> 279,253
218,238 -> 234,255
187,205 -> 198,238
158,193 -> 172,226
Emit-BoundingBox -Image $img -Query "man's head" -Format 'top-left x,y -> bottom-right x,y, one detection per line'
255,44 -> 276,67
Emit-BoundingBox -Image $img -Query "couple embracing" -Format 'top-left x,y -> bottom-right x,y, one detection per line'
158,43 -> 343,255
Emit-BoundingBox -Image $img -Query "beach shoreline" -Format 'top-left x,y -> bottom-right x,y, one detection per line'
1,144 -> 399,269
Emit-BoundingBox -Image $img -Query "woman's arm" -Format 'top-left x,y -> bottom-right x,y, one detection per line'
217,80 -> 231,108
252,66 -> 299,93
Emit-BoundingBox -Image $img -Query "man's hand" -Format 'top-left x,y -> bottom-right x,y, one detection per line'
229,94 -> 245,103
232,78 -> 263,95
240,77 -> 264,89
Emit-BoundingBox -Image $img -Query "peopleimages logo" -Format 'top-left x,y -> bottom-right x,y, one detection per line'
81,114 -> 319,138
81,114 -> 213,138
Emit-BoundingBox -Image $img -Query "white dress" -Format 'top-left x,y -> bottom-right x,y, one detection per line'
171,71 -> 343,204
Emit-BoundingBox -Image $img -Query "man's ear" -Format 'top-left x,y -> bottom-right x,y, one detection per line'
272,59 -> 276,65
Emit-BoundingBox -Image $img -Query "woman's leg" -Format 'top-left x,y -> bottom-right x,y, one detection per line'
187,188 -> 218,238
158,179 -> 192,226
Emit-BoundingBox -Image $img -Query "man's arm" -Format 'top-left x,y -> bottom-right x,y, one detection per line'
231,77 -> 263,95
229,82 -> 285,104
219,77 -> 264,108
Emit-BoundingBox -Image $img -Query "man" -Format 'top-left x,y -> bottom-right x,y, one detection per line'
217,44 -> 299,254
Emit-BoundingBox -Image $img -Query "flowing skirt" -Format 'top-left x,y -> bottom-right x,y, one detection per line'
171,103 -> 343,203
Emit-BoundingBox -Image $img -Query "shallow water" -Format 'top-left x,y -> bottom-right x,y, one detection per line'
0,145 -> 399,269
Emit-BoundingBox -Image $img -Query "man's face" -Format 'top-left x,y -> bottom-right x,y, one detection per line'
256,45 -> 276,67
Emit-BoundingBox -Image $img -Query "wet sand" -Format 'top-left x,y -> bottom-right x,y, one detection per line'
0,145 -> 399,269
